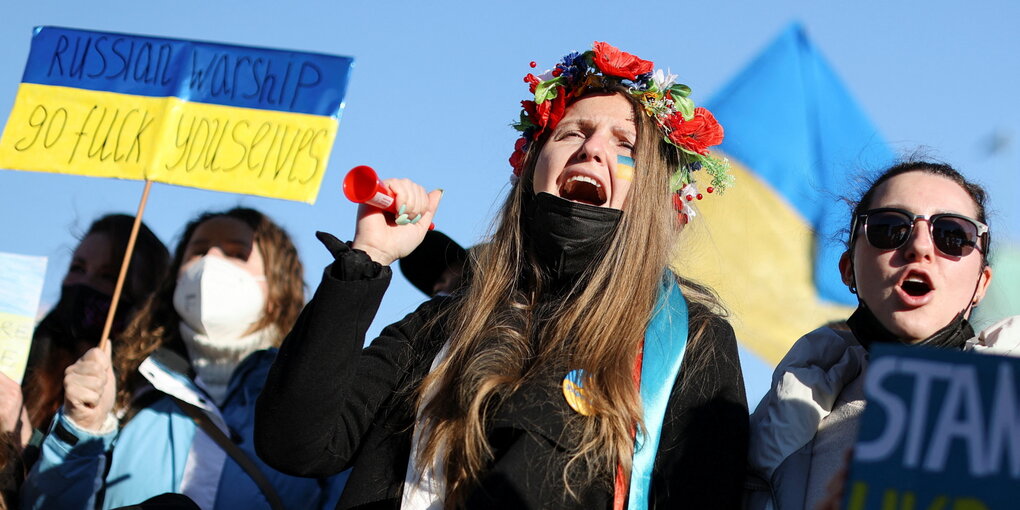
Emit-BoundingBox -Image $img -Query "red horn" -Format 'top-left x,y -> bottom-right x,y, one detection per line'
343,165 -> 394,211
343,166 -> 435,229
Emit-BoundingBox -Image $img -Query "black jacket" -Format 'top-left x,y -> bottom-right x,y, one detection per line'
255,238 -> 748,509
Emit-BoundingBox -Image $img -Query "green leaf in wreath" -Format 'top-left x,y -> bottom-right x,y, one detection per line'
670,83 -> 692,98
535,77 -> 564,104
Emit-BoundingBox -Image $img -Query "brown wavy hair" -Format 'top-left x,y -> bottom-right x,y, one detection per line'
417,90 -> 726,506
24,214 -> 169,429
113,207 -> 304,410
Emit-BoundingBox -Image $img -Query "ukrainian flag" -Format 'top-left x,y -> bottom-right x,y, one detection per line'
0,27 -> 353,203
678,24 -> 894,365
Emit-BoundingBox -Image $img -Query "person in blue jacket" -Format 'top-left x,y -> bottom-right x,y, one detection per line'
22,207 -> 346,510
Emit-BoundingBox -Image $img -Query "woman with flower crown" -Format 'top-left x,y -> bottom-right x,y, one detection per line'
256,42 -> 748,510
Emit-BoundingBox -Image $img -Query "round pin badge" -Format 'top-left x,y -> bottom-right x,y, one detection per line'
562,369 -> 595,416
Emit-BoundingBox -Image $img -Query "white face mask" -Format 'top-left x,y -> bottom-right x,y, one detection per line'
173,255 -> 266,341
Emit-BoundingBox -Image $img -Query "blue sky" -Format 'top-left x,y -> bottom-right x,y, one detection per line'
2,1 -> 1018,406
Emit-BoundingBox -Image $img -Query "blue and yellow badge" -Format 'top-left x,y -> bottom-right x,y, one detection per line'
562,369 -> 595,416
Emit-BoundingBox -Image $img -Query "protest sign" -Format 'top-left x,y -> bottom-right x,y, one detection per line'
0,252 -> 47,383
0,26 -> 354,203
843,344 -> 1020,510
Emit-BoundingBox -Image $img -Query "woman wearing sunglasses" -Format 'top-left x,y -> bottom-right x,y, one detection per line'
745,160 -> 1019,510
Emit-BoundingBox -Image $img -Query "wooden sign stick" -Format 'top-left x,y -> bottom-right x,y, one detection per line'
98,179 -> 153,352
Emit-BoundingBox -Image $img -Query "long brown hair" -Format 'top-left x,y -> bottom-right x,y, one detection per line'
113,207 -> 304,410
417,90 -> 726,506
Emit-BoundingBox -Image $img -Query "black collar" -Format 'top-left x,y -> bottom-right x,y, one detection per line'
847,305 -> 974,351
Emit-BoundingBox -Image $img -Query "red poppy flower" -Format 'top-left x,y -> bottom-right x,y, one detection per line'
510,137 -> 528,175
544,92 -> 567,134
664,108 -> 724,155
522,100 -> 537,119
522,88 -> 568,139
592,41 -> 654,81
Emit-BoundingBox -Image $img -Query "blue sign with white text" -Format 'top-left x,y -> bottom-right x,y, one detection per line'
843,344 -> 1020,510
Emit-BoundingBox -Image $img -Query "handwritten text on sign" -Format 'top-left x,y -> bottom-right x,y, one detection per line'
0,253 -> 47,384
0,27 -> 353,203
843,344 -> 1020,510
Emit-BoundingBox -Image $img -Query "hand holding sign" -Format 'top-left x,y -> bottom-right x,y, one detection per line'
62,345 -> 116,432
1,27 -> 354,352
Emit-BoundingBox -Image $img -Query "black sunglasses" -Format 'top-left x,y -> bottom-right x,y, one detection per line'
851,207 -> 988,257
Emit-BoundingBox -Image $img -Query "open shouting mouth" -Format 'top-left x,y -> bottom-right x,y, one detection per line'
559,175 -> 607,206
896,270 -> 935,307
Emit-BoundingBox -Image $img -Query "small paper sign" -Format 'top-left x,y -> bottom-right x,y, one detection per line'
0,252 -> 47,383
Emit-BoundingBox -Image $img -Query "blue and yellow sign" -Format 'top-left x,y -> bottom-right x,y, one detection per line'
843,344 -> 1020,510
0,26 -> 354,203
0,252 -> 47,383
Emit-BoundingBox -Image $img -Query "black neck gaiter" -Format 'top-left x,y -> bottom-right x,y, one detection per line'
846,304 -> 974,351
522,192 -> 622,286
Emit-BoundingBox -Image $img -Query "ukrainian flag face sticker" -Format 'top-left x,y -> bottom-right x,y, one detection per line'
615,155 -> 635,182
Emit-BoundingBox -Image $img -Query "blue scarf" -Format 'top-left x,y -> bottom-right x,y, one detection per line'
628,278 -> 689,510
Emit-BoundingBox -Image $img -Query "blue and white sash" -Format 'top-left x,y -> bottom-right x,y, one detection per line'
629,279 -> 689,510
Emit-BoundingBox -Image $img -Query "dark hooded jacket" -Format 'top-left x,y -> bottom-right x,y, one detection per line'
255,232 -> 748,509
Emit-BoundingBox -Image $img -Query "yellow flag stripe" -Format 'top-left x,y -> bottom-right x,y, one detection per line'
675,159 -> 853,365
0,83 -> 337,203
0,311 -> 35,383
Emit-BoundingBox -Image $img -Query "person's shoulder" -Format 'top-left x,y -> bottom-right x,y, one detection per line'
382,292 -> 461,360
680,302 -> 741,381
777,326 -> 862,373
245,347 -> 279,369
970,315 -> 1020,357
685,300 -> 734,340
227,348 -> 279,394
399,293 -> 459,332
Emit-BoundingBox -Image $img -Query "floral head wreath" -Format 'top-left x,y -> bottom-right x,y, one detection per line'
510,41 -> 734,222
